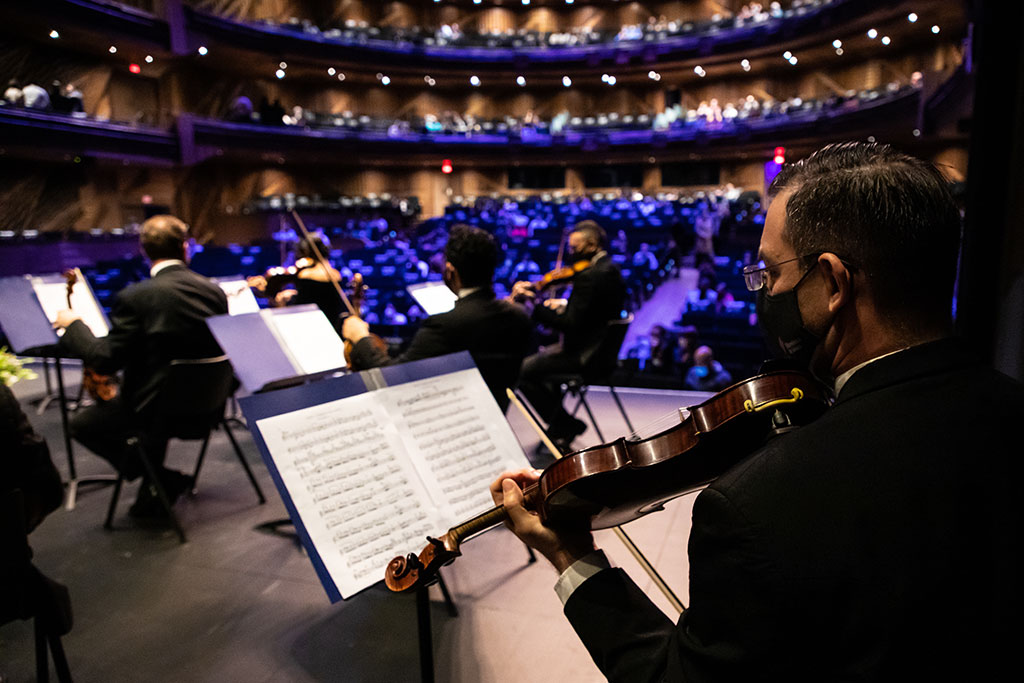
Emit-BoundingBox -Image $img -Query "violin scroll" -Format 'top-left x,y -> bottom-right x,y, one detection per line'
384,535 -> 461,593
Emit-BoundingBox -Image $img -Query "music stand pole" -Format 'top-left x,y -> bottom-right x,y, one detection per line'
416,585 -> 435,683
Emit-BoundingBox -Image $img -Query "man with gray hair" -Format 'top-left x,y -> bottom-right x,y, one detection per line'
55,215 -> 228,517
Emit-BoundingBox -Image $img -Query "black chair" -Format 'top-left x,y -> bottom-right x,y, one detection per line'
1,489 -> 74,683
548,314 -> 636,443
104,356 -> 266,543
472,351 -> 527,414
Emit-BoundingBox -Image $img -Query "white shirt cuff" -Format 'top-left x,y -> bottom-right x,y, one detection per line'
554,549 -> 612,606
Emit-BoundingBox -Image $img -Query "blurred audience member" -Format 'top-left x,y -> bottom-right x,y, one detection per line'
684,345 -> 733,392
21,81 -> 50,110
3,79 -> 23,106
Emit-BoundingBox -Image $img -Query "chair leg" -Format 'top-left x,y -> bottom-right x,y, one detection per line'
47,630 -> 74,683
223,420 -> 267,504
608,385 -> 636,434
128,437 -> 187,544
104,472 -> 125,530
190,433 -> 212,496
578,392 -> 606,442
35,617 -> 50,683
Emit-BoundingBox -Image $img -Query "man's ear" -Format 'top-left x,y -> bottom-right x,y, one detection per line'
818,253 -> 853,314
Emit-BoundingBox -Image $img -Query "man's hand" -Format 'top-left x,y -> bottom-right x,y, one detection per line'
490,468 -> 596,574
342,315 -> 370,343
54,309 -> 82,329
509,281 -> 537,303
543,298 -> 567,313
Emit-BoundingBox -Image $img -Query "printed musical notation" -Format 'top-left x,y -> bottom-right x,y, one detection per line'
254,366 -> 530,599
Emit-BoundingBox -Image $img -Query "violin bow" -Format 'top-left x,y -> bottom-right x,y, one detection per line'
505,388 -> 686,615
289,209 -> 357,317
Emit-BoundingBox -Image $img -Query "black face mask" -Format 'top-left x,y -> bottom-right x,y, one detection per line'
755,263 -> 821,369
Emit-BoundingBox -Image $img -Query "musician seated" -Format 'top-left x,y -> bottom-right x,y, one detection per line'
247,234 -> 347,338
509,220 -> 627,452
53,215 -> 228,518
342,224 -> 534,411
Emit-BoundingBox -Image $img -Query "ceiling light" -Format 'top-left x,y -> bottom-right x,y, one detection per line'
470,75 -> 481,86
49,30 -> 60,39
931,25 -> 941,34
337,73 -> 346,81
908,13 -> 919,23
145,55 -> 154,63
789,56 -> 798,65
275,69 -> 285,79
516,76 -> 526,86
867,29 -> 878,39
109,45 -> 117,54
562,76 -> 572,87
328,67 -> 336,76
881,36 -> 891,45
197,46 -> 208,55
279,61 -> 288,69
783,51 -> 792,59
381,75 -> 391,86
833,39 -> 842,48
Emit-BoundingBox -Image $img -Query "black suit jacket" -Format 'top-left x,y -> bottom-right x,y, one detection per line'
532,253 -> 626,363
564,338 -> 1024,681
59,264 -> 228,414
349,288 -> 534,410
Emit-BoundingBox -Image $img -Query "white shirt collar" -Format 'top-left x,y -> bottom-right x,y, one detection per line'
150,259 -> 185,277
833,347 -> 908,396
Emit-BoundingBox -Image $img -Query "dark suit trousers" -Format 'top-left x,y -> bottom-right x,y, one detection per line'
69,396 -> 167,481
518,347 -> 582,435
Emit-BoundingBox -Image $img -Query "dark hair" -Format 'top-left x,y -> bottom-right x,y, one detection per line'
445,224 -> 498,288
140,215 -> 189,261
296,234 -> 330,262
573,220 -> 607,249
768,141 -> 961,328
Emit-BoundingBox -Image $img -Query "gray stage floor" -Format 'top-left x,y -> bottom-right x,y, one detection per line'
1,364 -> 711,683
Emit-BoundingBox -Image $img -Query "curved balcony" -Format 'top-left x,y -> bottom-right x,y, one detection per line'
184,0 -> 869,68
183,85 -> 921,165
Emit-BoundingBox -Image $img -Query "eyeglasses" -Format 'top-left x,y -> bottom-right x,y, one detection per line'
741,254 -> 821,292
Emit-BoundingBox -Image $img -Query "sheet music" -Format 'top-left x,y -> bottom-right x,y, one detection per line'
31,270 -> 110,338
263,307 -> 346,375
256,392 -> 439,599
386,368 -> 526,522
253,366 -> 530,599
216,278 -> 261,315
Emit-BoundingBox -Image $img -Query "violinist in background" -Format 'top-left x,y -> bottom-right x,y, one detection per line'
492,143 -> 1024,680
53,215 -> 227,517
343,225 -> 533,412
248,234 -> 347,337
510,220 -> 627,453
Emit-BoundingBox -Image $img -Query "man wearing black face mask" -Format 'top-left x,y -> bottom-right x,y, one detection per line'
343,224 -> 533,412
510,220 -> 627,452
489,142 -> 1024,681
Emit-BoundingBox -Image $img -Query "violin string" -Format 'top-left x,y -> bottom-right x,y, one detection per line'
621,408 -> 690,441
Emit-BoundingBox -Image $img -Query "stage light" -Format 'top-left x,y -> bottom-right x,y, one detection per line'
741,59 -> 751,71
441,159 -> 453,174
931,25 -> 940,34
49,30 -> 59,39
836,48 -> 844,55
648,70 -> 661,81
470,75 -> 481,86
109,45 -> 117,54
516,76 -> 526,86
789,56 -> 798,65
562,76 -> 572,87
607,75 -> 616,85
275,69 -> 285,79
425,76 -> 436,86
337,73 -> 346,81
833,39 -> 842,48
197,46 -> 208,55
129,63 -> 141,74
694,66 -> 706,77
328,67 -> 336,75
279,61 -> 288,69
913,128 -> 921,137
908,13 -> 918,23
867,29 -> 878,39
145,55 -> 154,63
783,51 -> 792,60
381,76 -> 391,85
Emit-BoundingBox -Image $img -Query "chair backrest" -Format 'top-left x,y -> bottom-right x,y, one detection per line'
580,314 -> 633,383
143,356 -> 237,440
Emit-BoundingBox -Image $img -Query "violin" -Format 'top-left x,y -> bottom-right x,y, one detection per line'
63,270 -> 118,402
384,369 -> 831,593
247,257 -> 316,302
532,259 -> 591,294
342,271 -> 388,366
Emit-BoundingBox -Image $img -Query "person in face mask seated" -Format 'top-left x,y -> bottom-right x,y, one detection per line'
683,344 -> 732,392
509,220 -> 627,453
489,142 -> 1024,682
